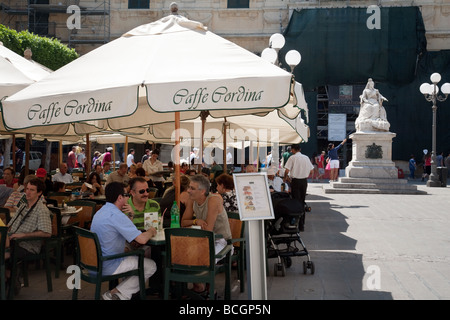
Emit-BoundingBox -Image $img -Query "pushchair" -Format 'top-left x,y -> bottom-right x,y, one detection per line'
266,192 -> 314,276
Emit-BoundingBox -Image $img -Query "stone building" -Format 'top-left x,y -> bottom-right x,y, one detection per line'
1,1 -> 450,163
1,1 -> 448,55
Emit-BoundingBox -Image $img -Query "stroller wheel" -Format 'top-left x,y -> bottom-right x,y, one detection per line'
284,257 -> 292,268
274,262 -> 286,277
303,261 -> 315,275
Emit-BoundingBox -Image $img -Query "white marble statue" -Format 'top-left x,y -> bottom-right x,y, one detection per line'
355,78 -> 390,132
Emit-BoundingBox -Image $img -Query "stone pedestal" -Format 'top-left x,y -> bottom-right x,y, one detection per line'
324,131 -> 426,194
345,131 -> 397,179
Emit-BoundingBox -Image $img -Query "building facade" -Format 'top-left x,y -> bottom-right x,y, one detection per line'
1,1 -> 449,162
1,1 -> 449,55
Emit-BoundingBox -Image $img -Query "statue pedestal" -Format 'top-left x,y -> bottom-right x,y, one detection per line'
346,131 -> 397,179
324,131 -> 426,194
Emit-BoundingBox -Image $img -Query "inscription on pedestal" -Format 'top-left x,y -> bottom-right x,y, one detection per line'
365,143 -> 383,159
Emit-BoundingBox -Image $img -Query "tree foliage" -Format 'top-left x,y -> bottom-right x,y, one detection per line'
0,24 -> 79,70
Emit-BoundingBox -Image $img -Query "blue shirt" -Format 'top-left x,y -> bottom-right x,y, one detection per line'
327,144 -> 343,160
409,158 -> 416,170
91,202 -> 142,275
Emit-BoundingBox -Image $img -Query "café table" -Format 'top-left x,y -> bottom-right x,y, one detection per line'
48,204 -> 82,225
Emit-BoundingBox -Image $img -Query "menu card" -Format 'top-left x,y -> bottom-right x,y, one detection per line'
233,173 -> 274,221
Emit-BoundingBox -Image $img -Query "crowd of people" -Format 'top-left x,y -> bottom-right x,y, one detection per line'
4,140 -> 449,300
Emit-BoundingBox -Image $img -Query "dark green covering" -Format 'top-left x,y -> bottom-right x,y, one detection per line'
283,7 -> 450,161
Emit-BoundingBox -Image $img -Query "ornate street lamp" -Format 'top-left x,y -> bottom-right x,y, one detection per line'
419,73 -> 450,187
261,33 -> 301,73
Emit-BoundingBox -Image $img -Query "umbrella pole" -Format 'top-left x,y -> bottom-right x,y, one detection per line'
85,134 -> 90,175
199,111 -> 208,173
241,140 -> 245,171
25,133 -> 31,176
175,112 -> 180,207
124,136 -> 128,165
59,140 -> 63,166
223,118 -> 227,173
12,135 -> 16,172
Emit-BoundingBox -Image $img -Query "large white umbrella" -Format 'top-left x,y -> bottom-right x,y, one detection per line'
0,43 -> 53,170
2,15 -> 300,133
1,14 -> 302,203
0,43 -> 50,100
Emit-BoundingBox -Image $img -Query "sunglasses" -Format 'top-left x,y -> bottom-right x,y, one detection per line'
122,193 -> 131,197
136,188 -> 151,194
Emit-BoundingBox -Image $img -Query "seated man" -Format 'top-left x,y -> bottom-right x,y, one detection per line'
267,166 -> 288,193
122,177 -> 160,259
181,174 -> 232,293
105,163 -> 129,187
102,162 -> 113,176
122,177 -> 160,231
90,182 -> 157,300
51,163 -> 73,184
7,178 -> 52,291
0,167 -> 18,189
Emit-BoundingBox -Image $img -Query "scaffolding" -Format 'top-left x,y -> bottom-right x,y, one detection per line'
0,1 -> 110,49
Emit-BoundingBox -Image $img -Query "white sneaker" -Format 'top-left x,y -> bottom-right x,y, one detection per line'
102,290 -> 128,300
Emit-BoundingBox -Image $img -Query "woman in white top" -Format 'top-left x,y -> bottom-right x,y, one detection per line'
142,149 -> 165,196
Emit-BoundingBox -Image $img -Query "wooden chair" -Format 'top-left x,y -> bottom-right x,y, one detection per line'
148,187 -> 159,199
163,228 -> 232,300
226,211 -> 246,293
72,226 -> 146,300
65,182 -> 83,191
47,191 -> 71,207
71,171 -> 85,182
66,200 -> 97,229
0,226 -> 8,300
0,207 -> 11,225
8,211 -> 59,299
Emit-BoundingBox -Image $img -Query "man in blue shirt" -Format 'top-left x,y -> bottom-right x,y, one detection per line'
91,182 -> 157,300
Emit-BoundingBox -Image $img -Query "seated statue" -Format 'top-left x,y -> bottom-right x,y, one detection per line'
355,78 -> 390,132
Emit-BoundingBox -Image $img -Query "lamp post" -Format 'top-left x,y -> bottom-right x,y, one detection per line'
261,33 -> 302,168
261,33 -> 301,73
419,73 -> 450,187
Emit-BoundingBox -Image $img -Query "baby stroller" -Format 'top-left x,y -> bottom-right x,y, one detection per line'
266,192 -> 314,276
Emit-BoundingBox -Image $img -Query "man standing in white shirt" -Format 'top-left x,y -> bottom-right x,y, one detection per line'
127,149 -> 135,168
283,144 -> 313,230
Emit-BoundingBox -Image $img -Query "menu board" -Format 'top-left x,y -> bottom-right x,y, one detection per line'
233,173 -> 275,221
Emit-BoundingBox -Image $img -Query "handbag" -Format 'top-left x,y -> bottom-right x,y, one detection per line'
325,161 -> 331,171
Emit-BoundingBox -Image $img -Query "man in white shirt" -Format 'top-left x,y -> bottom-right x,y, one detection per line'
283,144 -> 313,230
127,149 -> 135,168
52,163 -> 74,184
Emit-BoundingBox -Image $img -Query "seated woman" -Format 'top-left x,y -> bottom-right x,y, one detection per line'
215,173 -> 238,213
128,164 -> 137,179
159,175 -> 190,228
135,167 -> 155,189
81,171 -> 104,196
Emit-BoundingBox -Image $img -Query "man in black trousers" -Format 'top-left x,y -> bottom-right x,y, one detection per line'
283,144 -> 314,230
